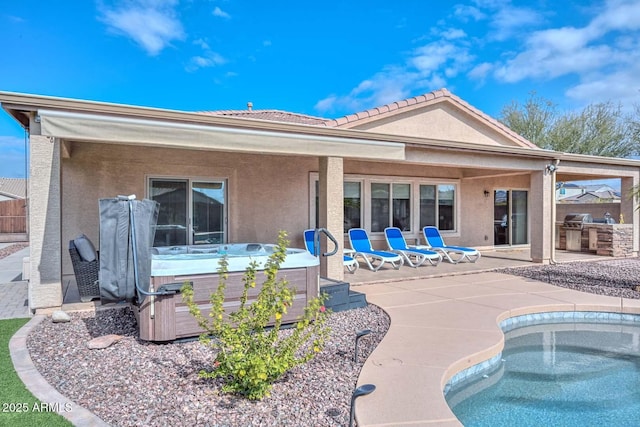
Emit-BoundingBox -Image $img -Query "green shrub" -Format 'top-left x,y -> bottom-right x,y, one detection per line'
181,231 -> 330,400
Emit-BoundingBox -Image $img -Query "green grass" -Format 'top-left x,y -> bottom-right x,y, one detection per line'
0,318 -> 71,427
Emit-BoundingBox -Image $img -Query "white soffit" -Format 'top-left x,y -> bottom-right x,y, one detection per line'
38,110 -> 405,160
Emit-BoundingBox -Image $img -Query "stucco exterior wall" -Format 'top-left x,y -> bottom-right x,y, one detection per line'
459,175 -> 532,247
61,142 -> 317,277
350,103 -> 521,147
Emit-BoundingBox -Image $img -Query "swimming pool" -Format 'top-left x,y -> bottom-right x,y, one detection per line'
445,312 -> 640,426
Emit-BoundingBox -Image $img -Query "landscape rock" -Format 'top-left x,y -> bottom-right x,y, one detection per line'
51,310 -> 71,323
87,334 -> 125,349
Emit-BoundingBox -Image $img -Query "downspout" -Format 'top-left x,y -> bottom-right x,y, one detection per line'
549,159 -> 560,264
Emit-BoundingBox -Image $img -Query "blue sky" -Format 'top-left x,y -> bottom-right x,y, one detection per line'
1,0 -> 640,178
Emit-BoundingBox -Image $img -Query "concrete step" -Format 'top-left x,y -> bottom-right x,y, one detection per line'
320,278 -> 368,312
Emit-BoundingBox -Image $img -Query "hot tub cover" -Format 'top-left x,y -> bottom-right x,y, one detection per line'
99,196 -> 159,303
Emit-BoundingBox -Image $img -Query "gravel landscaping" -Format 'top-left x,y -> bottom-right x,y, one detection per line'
500,257 -> 640,299
26,304 -> 389,427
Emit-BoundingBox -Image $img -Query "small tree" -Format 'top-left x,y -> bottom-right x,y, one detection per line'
499,91 -> 640,157
181,231 -> 329,400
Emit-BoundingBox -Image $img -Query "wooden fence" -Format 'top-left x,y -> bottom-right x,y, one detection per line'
0,199 -> 27,233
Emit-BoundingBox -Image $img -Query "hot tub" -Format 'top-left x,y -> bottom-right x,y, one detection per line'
137,243 -> 320,341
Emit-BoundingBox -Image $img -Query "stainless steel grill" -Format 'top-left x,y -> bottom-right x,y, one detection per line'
563,213 -> 593,230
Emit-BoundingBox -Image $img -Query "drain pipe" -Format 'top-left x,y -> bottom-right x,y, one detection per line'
549,159 -> 560,264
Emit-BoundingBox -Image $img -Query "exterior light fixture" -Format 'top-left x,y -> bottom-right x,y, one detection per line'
546,159 -> 560,175
354,329 -> 372,362
483,190 -> 490,198
349,384 -> 376,427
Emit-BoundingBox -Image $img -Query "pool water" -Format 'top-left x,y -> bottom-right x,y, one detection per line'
446,319 -> 640,426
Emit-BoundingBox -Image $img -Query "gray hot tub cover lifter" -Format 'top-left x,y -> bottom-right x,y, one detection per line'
99,196 -> 159,304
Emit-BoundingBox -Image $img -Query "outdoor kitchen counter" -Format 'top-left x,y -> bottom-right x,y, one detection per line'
556,222 -> 634,257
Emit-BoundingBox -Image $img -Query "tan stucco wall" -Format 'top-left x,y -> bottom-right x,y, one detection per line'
459,175 -> 532,247
350,102 -> 522,147
61,142 -> 318,277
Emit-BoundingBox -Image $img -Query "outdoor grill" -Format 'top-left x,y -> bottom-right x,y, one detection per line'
563,213 -> 593,251
562,213 -> 593,230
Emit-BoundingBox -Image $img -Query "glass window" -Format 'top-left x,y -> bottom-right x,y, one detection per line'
419,185 -> 436,229
392,183 -> 411,231
344,182 -> 361,232
371,183 -> 390,232
192,182 -> 225,244
149,178 -> 226,246
438,184 -> 455,231
150,179 -> 188,247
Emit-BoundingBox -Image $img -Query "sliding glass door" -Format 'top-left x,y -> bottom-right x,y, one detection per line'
149,178 -> 226,247
494,189 -> 528,246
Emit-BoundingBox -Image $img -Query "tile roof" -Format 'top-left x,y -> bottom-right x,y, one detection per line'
321,88 -> 539,149
0,177 -> 26,199
196,89 -> 538,149
198,109 -> 328,125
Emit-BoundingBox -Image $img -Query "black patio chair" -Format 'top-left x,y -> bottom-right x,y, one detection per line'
68,239 -> 100,302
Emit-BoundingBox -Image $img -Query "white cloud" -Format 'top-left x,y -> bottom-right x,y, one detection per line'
193,38 -> 210,50
484,0 -> 640,112
488,6 -> 544,41
440,28 -> 467,40
565,46 -> 640,110
99,0 -> 185,56
186,51 -> 226,72
468,62 -> 493,81
315,29 -> 473,114
5,14 -> 25,23
453,4 -> 486,22
212,6 -> 230,19
492,0 -> 640,90
589,0 -> 640,34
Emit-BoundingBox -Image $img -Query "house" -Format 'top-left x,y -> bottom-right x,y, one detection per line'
0,177 -> 27,241
1,88 -> 638,313
0,177 -> 26,202
556,182 -> 620,202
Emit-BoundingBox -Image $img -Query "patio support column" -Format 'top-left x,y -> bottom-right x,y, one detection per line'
621,176 -> 639,256
318,156 -> 344,281
530,169 -> 552,264
28,134 -> 63,312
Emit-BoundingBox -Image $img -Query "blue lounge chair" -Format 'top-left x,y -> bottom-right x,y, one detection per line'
348,228 -> 403,271
384,227 -> 442,268
304,229 -> 358,273
422,226 -> 481,264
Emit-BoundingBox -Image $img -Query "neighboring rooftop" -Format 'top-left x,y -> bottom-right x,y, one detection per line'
559,189 -> 621,203
0,177 -> 26,199
199,108 -> 328,125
